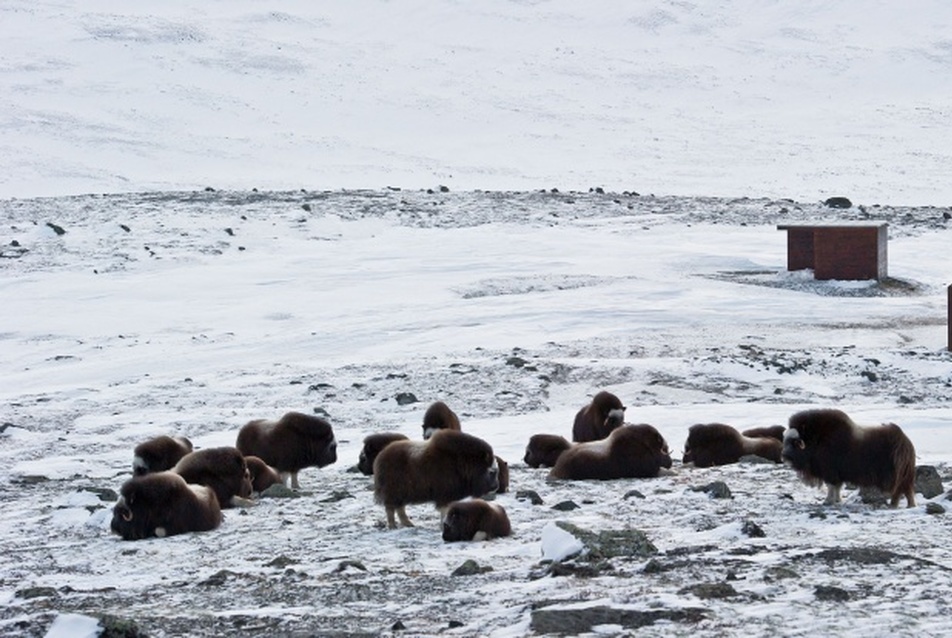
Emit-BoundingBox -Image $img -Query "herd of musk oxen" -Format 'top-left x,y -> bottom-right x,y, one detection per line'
111,390 -> 919,543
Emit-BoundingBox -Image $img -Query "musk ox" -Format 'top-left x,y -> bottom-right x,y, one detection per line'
357,432 -> 410,475
682,423 -> 783,467
132,435 -> 193,476
421,401 -> 461,439
244,455 -> 283,493
442,499 -> 512,542
550,423 -> 672,480
742,425 -> 786,441
572,391 -> 626,442
373,429 -> 499,528
782,408 -> 917,507
111,472 -> 221,540
524,433 -> 572,468
494,456 -> 510,494
236,412 -> 338,489
172,447 -> 253,508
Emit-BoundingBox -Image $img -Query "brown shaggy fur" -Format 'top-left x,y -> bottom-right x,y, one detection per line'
111,472 -> 221,540
236,412 -> 338,489
132,435 -> 193,476
422,401 -> 461,439
741,425 -> 786,441
782,408 -> 917,507
373,429 -> 499,528
572,391 -> 626,442
172,447 -> 253,508
683,423 -> 782,467
442,499 -> 512,542
357,432 -> 410,475
550,423 -> 672,480
494,456 -> 510,494
244,455 -> 283,493
524,434 -> 572,468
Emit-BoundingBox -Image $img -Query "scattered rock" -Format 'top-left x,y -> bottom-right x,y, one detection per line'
319,490 -> 354,503
260,484 -> 300,499
98,615 -> 147,638
741,520 -> 766,538
552,521 -> 657,560
516,489 -> 544,505
925,502 -> 945,515
814,585 -> 851,602
624,489 -> 645,500
335,560 -> 368,573
199,569 -> 238,587
452,559 -> 492,576
691,481 -> 732,499
302,203 -> 312,212
679,583 -> 738,600
551,500 -> 579,511
530,604 -> 706,634
16,587 -> 58,600
764,566 -> 799,582
391,620 -> 406,631
915,466 -> 944,499
394,392 -> 418,406
824,197 -> 853,209
46,222 -> 67,235
265,556 -> 299,569
859,485 -> 888,505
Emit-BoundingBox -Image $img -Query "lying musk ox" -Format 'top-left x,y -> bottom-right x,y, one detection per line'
132,435 -> 193,476
442,499 -> 512,542
550,423 -> 672,480
236,412 -> 338,489
373,429 -> 499,528
172,447 -> 253,508
682,423 -> 782,467
244,455 -> 284,493
421,401 -> 461,439
524,433 -> 572,468
357,432 -> 410,475
741,425 -> 786,441
572,391 -> 626,442
782,408 -> 917,507
111,472 -> 221,540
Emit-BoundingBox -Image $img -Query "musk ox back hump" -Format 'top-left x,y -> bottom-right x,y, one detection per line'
236,412 -> 337,473
551,423 -> 671,480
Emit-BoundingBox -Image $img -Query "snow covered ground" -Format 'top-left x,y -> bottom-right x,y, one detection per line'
2,2 -> 952,636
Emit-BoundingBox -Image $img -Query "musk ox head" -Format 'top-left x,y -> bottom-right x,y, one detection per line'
111,472 -> 221,541
524,434 -> 572,468
244,455 -> 283,493
572,390 -> 626,442
171,446 -> 253,508
421,401 -> 461,440
132,435 -> 193,476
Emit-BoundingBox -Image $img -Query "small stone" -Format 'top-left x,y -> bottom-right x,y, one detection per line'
551,500 -> 579,511
925,502 -> 945,515
741,520 -> 766,538
516,490 -> 544,505
814,585 -> 851,602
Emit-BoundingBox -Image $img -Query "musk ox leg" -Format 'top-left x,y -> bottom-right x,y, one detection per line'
891,487 -> 916,509
290,471 -> 301,490
385,506 -> 415,529
824,483 -> 842,505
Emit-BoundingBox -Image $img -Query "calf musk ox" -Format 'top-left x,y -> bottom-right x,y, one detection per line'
373,429 -> 499,528
244,455 -> 283,493
132,435 -> 193,476
357,432 -> 410,476
782,408 -> 917,507
236,412 -> 338,489
524,434 -> 572,468
111,472 -> 221,540
742,425 -> 786,441
682,423 -> 783,467
172,447 -> 253,508
442,499 -> 512,542
421,401 -> 461,440
572,391 -> 626,442
550,423 -> 672,480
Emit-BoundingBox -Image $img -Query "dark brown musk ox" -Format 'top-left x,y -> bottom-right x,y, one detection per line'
524,433 -> 572,468
235,411 -> 338,489
373,429 -> 499,528
244,455 -> 283,493
132,435 -> 193,476
172,446 -> 253,508
421,401 -> 461,440
357,432 -> 410,476
111,472 -> 222,540
442,499 -> 512,542
682,423 -> 783,467
550,423 -> 672,480
741,425 -> 786,441
782,408 -> 917,507
572,390 -> 626,442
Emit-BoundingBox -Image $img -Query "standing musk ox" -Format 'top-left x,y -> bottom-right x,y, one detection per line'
550,423 -> 672,480
742,425 -> 786,441
421,401 -> 461,440
682,423 -> 783,467
572,391 -> 626,442
442,499 -> 512,542
132,435 -> 193,476
236,412 -> 338,489
357,432 -> 410,476
111,472 -> 221,540
244,455 -> 284,493
373,429 -> 499,528
524,434 -> 572,468
172,447 -> 253,508
782,408 -> 917,507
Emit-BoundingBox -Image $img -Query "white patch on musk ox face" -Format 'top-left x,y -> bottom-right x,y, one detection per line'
422,427 -> 437,440
155,527 -> 167,538
472,531 -> 489,542
606,408 -> 625,427
132,455 -> 148,475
